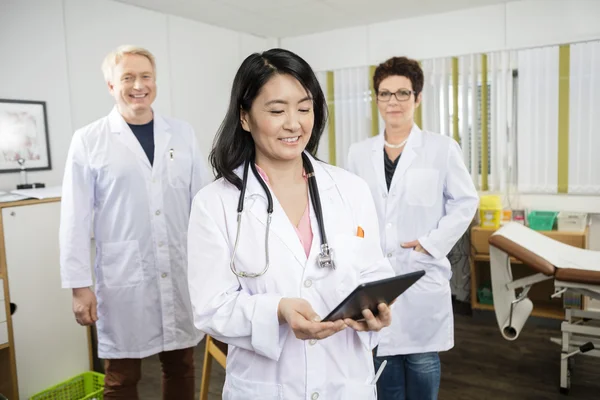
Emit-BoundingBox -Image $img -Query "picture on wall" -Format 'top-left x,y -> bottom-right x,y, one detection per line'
0,99 -> 52,173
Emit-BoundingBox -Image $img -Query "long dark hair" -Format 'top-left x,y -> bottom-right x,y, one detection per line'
209,48 -> 328,190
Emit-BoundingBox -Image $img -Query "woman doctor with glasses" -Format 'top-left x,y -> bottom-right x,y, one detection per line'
186,48 -> 395,400
347,56 -> 478,399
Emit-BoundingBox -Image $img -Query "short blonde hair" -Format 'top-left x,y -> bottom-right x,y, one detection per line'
101,45 -> 156,83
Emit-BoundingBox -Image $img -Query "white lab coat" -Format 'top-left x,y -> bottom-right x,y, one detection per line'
59,106 -> 211,359
347,125 -> 478,356
187,154 -> 395,400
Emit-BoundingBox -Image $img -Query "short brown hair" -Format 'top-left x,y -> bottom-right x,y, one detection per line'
373,56 -> 423,96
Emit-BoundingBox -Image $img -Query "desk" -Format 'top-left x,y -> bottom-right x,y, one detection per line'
469,226 -> 589,320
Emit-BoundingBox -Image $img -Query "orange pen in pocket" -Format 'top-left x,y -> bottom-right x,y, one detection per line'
356,226 -> 364,238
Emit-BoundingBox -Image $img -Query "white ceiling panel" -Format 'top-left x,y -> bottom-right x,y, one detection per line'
114,0 -> 518,37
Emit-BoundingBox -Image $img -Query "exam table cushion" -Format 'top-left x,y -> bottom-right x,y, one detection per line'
488,225 -> 600,285
554,268 -> 600,285
488,234 -> 555,275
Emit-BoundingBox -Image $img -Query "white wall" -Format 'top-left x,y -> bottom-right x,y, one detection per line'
167,16 -> 278,158
0,0 -> 276,191
0,0 -> 73,192
506,0 -> 600,49
280,0 -> 600,250
281,0 -> 600,71
63,0 -> 173,129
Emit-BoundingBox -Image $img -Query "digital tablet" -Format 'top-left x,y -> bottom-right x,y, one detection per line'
322,270 -> 425,322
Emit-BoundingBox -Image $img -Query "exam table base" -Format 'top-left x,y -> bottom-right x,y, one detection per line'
552,283 -> 600,394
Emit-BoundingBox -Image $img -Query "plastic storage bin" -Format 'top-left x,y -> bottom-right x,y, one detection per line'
557,211 -> 588,232
479,195 -> 502,229
527,211 -> 558,231
477,282 -> 493,305
30,372 -> 104,400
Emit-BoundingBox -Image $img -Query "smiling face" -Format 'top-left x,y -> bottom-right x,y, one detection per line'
240,73 -> 314,165
377,75 -> 421,130
107,54 -> 156,120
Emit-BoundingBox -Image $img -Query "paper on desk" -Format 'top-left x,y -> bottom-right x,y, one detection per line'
0,192 -> 30,203
11,186 -> 62,199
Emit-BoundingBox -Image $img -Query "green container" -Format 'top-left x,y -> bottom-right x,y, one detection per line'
30,372 -> 104,400
527,211 -> 558,231
477,283 -> 493,305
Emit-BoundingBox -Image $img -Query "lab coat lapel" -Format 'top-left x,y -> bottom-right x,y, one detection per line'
306,158 -> 336,267
108,107 -> 152,171
388,124 -> 422,193
244,165 -> 308,269
152,113 -> 172,178
371,134 -> 387,194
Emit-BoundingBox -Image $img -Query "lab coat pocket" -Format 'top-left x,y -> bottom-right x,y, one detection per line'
167,153 -> 192,189
405,169 -> 439,207
319,234 -> 385,318
330,235 -> 377,300
339,382 -> 377,399
331,235 -> 381,274
223,374 -> 283,400
408,250 -> 449,291
100,240 -> 143,288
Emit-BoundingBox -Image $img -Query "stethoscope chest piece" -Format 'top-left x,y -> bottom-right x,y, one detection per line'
318,244 -> 335,269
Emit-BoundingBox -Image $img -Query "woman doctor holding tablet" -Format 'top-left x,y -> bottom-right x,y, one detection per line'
187,48 -> 394,400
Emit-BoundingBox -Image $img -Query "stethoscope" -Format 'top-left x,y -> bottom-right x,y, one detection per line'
230,152 -> 335,278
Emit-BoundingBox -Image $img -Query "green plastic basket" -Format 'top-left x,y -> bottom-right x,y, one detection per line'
527,211 -> 558,231
477,282 -> 494,305
30,372 -> 104,400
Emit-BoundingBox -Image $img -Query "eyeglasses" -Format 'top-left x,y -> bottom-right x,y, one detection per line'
377,89 -> 415,102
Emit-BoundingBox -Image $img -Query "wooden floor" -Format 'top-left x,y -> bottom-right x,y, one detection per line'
439,312 -> 599,400
139,310 -> 600,399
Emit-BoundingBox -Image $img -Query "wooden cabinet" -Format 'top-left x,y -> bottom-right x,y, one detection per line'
469,225 -> 589,320
0,198 -> 91,399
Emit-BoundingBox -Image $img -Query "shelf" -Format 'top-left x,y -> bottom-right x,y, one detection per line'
472,303 -> 494,311
471,226 -> 588,238
471,226 -> 588,254
472,301 -> 565,320
0,343 -> 8,351
473,254 -> 525,264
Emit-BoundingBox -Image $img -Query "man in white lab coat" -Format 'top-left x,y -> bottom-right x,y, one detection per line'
59,45 -> 211,399
347,56 -> 479,399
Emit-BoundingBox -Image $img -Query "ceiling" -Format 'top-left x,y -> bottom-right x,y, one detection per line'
114,0 -> 516,38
